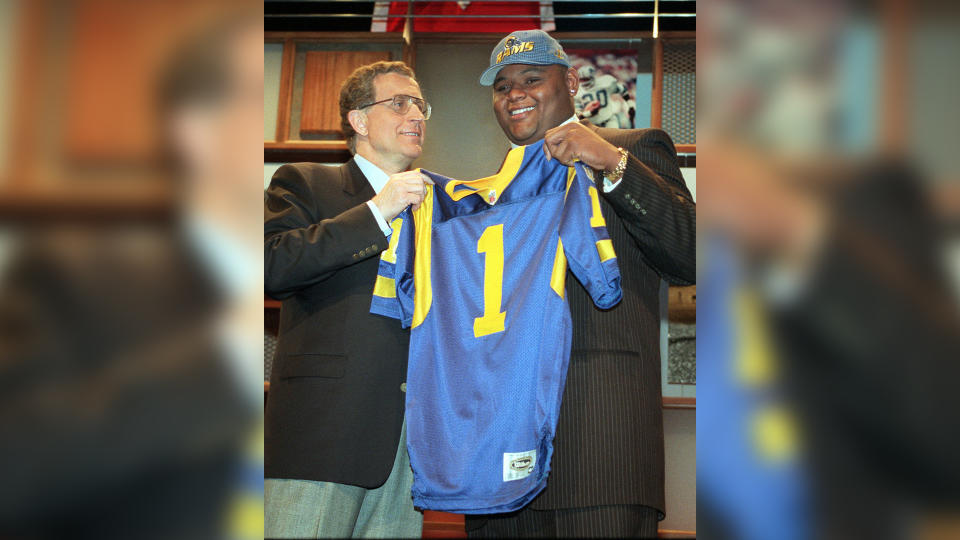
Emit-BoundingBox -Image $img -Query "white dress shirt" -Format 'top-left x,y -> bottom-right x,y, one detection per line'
353,153 -> 395,237
186,217 -> 263,408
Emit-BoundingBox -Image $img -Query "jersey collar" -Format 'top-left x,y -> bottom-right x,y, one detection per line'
443,141 -> 533,205
447,114 -> 578,206
508,115 -> 580,150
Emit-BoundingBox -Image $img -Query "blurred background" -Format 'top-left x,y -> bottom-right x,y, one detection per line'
2,0 -> 959,538
263,3 -> 698,537
697,1 -> 960,539
0,1 -> 263,539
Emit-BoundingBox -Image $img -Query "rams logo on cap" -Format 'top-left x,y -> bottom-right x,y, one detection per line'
496,35 -> 535,64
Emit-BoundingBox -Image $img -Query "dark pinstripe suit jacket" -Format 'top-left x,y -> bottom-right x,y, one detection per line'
529,125 -> 695,515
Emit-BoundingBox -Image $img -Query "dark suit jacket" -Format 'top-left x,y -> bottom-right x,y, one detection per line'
529,126 -> 696,515
264,160 -> 410,488
0,227 -> 248,539
771,161 -> 960,539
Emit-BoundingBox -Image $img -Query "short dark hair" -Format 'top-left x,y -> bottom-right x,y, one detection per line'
339,61 -> 417,154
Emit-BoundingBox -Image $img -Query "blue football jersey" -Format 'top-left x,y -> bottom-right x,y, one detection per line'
370,139 -> 622,513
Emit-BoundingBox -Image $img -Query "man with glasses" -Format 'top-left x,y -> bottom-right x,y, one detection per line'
466,30 -> 696,538
264,61 -> 432,538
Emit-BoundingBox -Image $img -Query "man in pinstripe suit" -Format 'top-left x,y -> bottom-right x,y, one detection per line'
466,30 -> 696,538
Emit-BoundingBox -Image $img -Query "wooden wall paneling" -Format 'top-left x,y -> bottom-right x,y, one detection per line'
422,511 -> 466,538
652,37 -> 664,129
3,0 -> 226,215
63,0 -> 223,163
880,0 -> 908,153
662,397 -> 696,409
668,285 -> 696,323
658,529 -> 697,538
5,0 -> 47,187
263,141 -> 351,164
299,51 -> 391,137
275,38 -> 296,142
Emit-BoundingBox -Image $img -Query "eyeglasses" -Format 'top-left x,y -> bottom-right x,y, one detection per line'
358,94 -> 431,120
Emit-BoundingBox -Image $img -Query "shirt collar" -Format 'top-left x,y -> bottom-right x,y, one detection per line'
185,215 -> 258,301
353,153 -> 390,194
509,115 -> 580,149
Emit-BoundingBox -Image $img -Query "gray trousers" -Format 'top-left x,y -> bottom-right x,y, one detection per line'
265,420 -> 422,539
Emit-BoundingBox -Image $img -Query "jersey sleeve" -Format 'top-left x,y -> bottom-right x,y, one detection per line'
370,207 -> 416,327
559,162 -> 623,309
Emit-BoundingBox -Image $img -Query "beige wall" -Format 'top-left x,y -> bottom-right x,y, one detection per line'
414,42 -> 510,179
663,407 -> 696,532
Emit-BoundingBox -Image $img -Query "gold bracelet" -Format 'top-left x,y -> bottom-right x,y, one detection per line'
604,147 -> 628,184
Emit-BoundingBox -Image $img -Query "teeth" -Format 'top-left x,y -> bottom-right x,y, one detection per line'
511,106 -> 535,116
401,132 -> 420,136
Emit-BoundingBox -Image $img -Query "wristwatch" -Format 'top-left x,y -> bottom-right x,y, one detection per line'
603,147 -> 628,184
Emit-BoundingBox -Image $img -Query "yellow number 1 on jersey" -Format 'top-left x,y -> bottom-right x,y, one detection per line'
474,224 -> 506,337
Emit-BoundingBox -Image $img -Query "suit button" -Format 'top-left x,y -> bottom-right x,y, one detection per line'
640,208 -> 648,215
370,244 -> 378,251
352,253 -> 359,259
400,382 -> 407,392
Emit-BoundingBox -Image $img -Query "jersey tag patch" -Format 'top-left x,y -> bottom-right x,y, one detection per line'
503,450 -> 536,482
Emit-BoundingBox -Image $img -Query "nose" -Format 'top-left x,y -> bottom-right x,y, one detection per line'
403,115 -> 424,137
507,85 -> 526,102
405,117 -> 424,134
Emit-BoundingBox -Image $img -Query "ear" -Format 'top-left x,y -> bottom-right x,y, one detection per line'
565,67 -> 579,95
347,109 -> 368,136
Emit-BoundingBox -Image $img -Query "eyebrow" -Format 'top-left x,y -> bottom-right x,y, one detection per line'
493,67 -> 546,85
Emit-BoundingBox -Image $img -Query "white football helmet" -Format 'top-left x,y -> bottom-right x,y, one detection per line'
578,65 -> 596,89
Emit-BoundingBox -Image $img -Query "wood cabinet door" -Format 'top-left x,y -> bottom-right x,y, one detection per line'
300,51 -> 391,137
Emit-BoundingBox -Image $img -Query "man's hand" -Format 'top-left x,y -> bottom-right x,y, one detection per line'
543,122 -> 622,174
699,140 -> 826,265
371,171 -> 435,222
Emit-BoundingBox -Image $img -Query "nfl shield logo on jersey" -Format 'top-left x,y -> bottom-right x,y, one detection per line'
503,450 -> 536,482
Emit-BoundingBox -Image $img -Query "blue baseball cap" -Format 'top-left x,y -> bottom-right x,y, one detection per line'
479,30 -> 571,86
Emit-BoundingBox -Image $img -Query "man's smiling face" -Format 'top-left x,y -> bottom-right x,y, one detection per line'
492,64 -> 577,146
363,72 -> 426,167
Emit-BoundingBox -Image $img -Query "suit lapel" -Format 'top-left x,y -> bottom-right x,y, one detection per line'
341,158 -> 375,201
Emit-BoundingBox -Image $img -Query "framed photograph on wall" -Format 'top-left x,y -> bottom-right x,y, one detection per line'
566,49 -> 639,129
